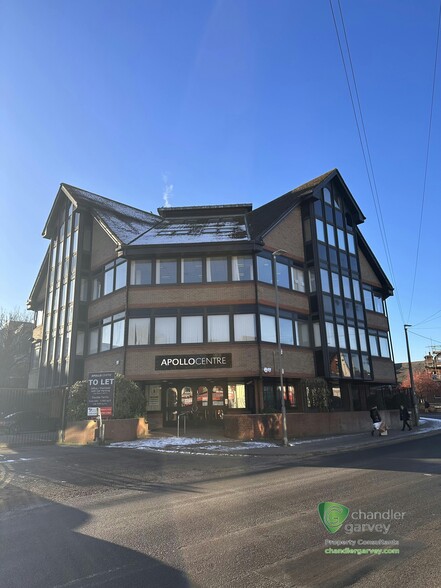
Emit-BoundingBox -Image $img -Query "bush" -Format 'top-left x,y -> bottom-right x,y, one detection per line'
67,374 -> 146,420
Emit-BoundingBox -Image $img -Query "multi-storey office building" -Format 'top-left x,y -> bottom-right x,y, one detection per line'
28,169 -> 396,425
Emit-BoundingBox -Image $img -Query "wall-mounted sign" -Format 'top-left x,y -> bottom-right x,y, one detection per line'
87,372 -> 115,417
155,353 -> 232,371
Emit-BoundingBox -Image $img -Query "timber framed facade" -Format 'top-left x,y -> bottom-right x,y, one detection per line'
28,169 -> 396,426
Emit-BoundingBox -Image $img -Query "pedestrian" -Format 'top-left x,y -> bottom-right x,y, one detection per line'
424,400 -> 430,413
369,405 -> 382,436
399,405 -> 412,431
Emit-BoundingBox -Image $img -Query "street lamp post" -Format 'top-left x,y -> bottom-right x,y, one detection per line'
404,324 -> 419,427
272,250 -> 289,447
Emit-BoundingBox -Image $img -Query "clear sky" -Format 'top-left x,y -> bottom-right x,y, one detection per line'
1,0 -> 440,363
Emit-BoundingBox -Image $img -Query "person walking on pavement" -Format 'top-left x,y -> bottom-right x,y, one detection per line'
370,405 -> 382,436
399,404 -> 412,431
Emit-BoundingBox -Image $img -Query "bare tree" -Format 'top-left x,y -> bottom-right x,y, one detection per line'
0,308 -> 34,388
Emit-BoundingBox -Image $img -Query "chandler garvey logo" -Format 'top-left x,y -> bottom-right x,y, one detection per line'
318,502 -> 406,535
318,502 -> 350,534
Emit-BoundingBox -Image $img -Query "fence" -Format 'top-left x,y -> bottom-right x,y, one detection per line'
0,387 -> 67,446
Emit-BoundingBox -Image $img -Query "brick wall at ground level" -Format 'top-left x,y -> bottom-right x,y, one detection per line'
223,410 -> 401,440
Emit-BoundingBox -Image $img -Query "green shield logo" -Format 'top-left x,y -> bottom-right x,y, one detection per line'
318,502 -> 350,533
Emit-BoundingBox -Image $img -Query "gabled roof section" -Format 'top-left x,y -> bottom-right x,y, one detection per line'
248,170 -> 336,240
247,169 -> 366,241
27,246 -> 50,309
356,228 -> 394,297
42,184 -> 160,245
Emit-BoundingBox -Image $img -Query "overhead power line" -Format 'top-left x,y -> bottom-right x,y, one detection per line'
407,0 -> 441,321
329,0 -> 406,323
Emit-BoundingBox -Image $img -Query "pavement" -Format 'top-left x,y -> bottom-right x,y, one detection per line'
108,415 -> 441,458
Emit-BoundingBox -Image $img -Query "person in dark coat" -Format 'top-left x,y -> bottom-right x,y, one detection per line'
399,405 -> 412,431
369,406 -> 382,436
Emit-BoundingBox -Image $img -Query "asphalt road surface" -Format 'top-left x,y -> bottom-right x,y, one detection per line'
0,434 -> 440,588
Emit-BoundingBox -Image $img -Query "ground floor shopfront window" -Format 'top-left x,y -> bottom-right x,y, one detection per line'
263,382 -> 298,412
145,380 -> 249,425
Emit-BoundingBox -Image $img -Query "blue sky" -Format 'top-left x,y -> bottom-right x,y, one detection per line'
1,0 -> 440,363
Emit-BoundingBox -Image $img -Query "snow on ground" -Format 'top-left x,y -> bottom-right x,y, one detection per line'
109,436 -> 278,454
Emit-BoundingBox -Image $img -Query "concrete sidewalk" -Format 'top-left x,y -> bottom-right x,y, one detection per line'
110,416 -> 441,457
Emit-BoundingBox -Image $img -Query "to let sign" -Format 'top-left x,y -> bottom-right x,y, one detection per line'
87,372 -> 115,418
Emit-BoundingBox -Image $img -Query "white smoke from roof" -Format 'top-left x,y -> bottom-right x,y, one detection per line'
162,174 -> 173,208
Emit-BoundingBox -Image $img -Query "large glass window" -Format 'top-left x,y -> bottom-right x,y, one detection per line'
100,323 -> 112,352
228,384 -> 246,409
257,256 -> 273,284
207,257 -> 228,282
128,318 -> 150,345
337,324 -> 347,348
326,322 -> 336,347
280,318 -> 294,345
296,320 -> 310,346
320,269 -> 330,293
313,323 -> 321,347
379,335 -> 390,357
232,256 -> 253,281
89,327 -> 99,355
363,287 -> 374,311
113,316 -> 125,348
326,224 -> 335,246
260,315 -> 276,343
276,262 -> 290,288
342,276 -> 351,299
308,269 -> 316,293
182,259 -> 203,283
374,294 -> 384,314
292,268 -> 305,292
156,260 -> 177,284
115,261 -> 127,290
316,219 -> 325,242
155,317 -> 177,344
332,272 -> 340,296
207,315 -> 230,342
130,261 -> 152,285
348,326 -> 358,350
181,316 -> 203,343
234,314 -> 256,342
369,333 -> 379,356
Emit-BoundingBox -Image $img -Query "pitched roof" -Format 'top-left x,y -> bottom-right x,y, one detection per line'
248,170 -> 336,240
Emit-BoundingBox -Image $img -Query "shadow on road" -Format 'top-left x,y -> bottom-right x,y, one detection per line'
0,487 -> 194,588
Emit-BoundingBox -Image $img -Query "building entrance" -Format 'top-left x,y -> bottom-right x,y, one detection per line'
164,380 -> 228,425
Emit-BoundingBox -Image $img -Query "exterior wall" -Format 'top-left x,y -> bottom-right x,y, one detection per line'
371,358 -> 396,383
103,418 -> 148,442
264,207 -> 304,261
358,249 -> 382,287
91,220 -> 118,270
125,344 -> 260,380
223,410 -> 401,440
129,282 -> 256,308
260,345 -> 315,378
257,283 -> 309,314
84,349 -> 125,377
366,311 -> 390,331
88,290 -> 126,322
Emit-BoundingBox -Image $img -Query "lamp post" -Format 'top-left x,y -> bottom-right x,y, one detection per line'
404,324 -> 419,427
272,249 -> 289,446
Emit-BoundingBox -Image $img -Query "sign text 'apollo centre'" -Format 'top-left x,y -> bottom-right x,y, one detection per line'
155,353 -> 232,371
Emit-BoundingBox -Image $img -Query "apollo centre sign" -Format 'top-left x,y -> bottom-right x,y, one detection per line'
155,353 -> 232,370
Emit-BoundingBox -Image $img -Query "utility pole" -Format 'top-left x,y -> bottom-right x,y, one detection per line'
404,325 -> 419,427
273,250 -> 289,446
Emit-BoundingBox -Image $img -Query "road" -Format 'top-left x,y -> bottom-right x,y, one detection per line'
0,433 -> 440,588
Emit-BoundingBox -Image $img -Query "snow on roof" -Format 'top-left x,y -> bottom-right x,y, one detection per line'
129,215 -> 249,246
